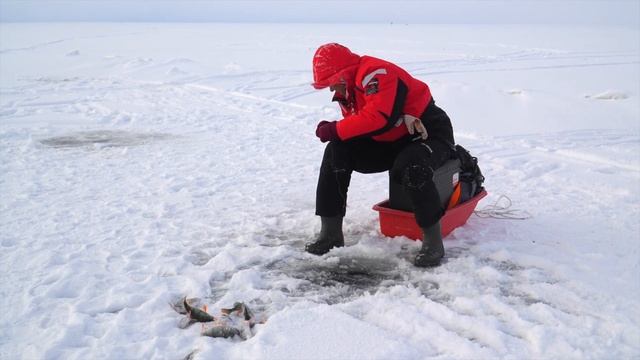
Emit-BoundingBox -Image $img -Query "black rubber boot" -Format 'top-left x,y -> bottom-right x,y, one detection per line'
305,216 -> 344,255
414,221 -> 444,267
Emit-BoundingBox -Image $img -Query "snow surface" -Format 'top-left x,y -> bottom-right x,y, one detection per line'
1,23 -> 639,359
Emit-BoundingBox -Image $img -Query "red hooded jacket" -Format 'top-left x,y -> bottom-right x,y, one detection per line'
312,43 -> 453,144
334,55 -> 432,142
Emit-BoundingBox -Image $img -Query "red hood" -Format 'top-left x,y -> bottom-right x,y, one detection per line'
312,43 -> 360,89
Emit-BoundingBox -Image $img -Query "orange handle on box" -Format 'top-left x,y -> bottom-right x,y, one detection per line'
447,183 -> 462,210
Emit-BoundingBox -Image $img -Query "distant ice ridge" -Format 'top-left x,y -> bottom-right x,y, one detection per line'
585,90 -> 630,100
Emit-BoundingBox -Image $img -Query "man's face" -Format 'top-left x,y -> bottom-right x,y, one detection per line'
329,82 -> 347,98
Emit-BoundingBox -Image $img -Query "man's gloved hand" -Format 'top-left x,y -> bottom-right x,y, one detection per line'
315,121 -> 340,143
396,115 -> 428,140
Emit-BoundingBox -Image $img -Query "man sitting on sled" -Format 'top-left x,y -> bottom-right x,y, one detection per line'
307,43 -> 456,267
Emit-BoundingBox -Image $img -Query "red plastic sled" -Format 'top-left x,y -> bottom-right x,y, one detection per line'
372,190 -> 487,240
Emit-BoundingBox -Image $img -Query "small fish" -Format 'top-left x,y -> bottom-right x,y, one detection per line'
221,302 -> 254,323
183,297 -> 215,322
201,326 -> 243,339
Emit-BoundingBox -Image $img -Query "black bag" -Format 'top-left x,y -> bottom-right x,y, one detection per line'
455,145 -> 485,203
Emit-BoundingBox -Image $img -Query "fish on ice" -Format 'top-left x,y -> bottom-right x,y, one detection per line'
172,297 -> 258,340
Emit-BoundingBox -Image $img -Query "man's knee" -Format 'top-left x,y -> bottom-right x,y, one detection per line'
391,143 -> 435,188
401,163 -> 433,190
321,141 -> 352,173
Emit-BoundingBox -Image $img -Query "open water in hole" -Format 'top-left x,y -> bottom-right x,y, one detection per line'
207,253 -> 442,306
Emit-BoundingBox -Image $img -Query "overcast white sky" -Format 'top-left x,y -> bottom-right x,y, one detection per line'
0,0 -> 638,27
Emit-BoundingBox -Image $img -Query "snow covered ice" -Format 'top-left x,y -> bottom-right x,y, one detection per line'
1,22 -> 639,359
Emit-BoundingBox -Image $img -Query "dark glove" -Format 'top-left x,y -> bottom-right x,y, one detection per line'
315,121 -> 340,143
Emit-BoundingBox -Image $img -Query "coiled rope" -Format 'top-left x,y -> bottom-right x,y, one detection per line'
474,194 -> 532,220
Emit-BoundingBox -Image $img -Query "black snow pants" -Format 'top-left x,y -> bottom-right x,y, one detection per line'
315,136 -> 455,228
